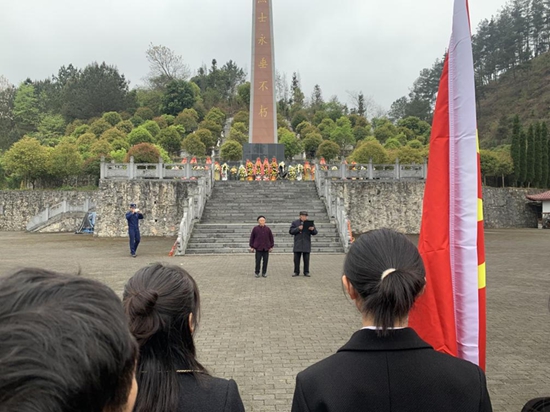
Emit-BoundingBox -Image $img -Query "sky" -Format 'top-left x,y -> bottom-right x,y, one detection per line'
0,0 -> 509,111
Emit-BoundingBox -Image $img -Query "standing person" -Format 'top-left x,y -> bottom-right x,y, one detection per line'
289,211 -> 317,277
123,263 -> 246,412
126,203 -> 143,257
291,228 -> 492,412
249,215 -> 274,278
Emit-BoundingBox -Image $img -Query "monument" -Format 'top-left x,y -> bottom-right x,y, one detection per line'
246,0 -> 284,162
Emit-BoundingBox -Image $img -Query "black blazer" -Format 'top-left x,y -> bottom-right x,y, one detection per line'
177,373 -> 245,412
291,328 -> 492,412
289,219 -> 318,253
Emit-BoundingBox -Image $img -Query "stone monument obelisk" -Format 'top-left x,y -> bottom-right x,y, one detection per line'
247,0 -> 283,161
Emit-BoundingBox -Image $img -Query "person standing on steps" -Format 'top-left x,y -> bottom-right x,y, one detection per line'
289,211 -> 318,277
249,215 -> 274,278
126,203 -> 143,257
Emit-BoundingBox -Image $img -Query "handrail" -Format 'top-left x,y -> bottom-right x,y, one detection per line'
26,199 -> 96,232
175,167 -> 214,255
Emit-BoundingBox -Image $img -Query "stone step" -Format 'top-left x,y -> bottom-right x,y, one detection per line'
184,247 -> 344,254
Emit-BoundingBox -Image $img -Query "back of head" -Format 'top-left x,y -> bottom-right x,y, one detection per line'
344,228 -> 426,335
123,263 -> 205,412
0,268 -> 137,412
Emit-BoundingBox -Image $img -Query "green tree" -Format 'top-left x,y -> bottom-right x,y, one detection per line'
62,62 -> 133,120
236,82 -> 250,108
480,150 -> 499,185
125,143 -> 160,163
100,128 -> 126,143
76,133 -> 98,155
495,151 -> 514,187
316,140 -> 340,162
194,129 -> 215,154
3,137 -> 49,187
157,126 -> 182,156
353,126 -> 369,142
526,124 -> 535,186
385,138 -> 402,150
350,140 -> 389,164
229,126 -> 248,145
102,111 -> 123,126
181,134 -> 206,157
534,122 -> 543,187
330,116 -> 355,154
233,110 -> 249,125
174,108 -> 199,132
13,84 -> 41,133
161,80 -> 197,115
198,120 -> 222,139
116,120 -> 134,134
302,132 -> 323,159
541,122 -> 549,188
510,115 -> 522,185
135,107 -> 155,121
220,140 -> 243,161
90,139 -> 112,157
205,107 -> 226,127
141,120 -> 161,138
519,130 -> 527,185
37,114 -> 66,145
291,110 -> 308,131
48,142 -> 83,180
396,145 -> 424,164
397,116 -> 431,140
278,128 -> 302,160
89,119 -> 112,137
127,127 -> 154,146
318,118 -> 336,140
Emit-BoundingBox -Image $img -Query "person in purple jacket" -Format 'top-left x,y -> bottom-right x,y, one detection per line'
249,215 -> 274,278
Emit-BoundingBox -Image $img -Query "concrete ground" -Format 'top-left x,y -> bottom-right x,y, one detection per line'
0,229 -> 549,411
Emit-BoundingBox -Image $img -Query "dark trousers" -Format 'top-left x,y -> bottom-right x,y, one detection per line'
129,230 -> 141,255
294,252 -> 310,275
255,250 -> 269,274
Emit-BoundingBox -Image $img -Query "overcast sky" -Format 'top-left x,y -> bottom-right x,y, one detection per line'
0,0 -> 509,110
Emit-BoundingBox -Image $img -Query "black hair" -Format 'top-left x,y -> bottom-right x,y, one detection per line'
123,263 -> 207,412
344,228 -> 426,335
0,268 -> 138,412
257,215 -> 266,221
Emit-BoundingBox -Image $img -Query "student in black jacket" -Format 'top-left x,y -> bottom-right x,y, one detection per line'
291,228 -> 493,412
123,264 -> 245,412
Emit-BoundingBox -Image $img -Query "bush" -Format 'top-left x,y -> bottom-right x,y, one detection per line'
228,127 -> 248,145
102,111 -> 123,126
111,138 -> 130,151
89,119 -> 112,137
279,129 -> 303,160
127,127 -> 154,146
110,149 -> 127,163
157,126 -> 182,155
76,133 -> 98,154
65,120 -> 84,136
198,120 -> 222,137
90,139 -> 113,157
181,134 -> 206,157
116,120 -> 134,134
220,140 -> 243,161
233,111 -> 249,125
349,140 -> 389,163
153,116 -> 168,129
48,142 -> 83,179
303,132 -> 323,159
72,124 -> 90,138
205,107 -> 226,126
161,114 -> 175,126
407,139 -> 423,149
135,107 -> 155,120
125,143 -> 160,163
317,140 -> 340,162
141,120 -> 161,138
384,138 -> 402,150
100,128 -> 126,143
129,115 -> 144,127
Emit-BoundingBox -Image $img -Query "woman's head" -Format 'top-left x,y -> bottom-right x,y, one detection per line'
123,263 -> 205,412
343,228 -> 426,334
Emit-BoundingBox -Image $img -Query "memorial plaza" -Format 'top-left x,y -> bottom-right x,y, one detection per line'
0,228 -> 548,412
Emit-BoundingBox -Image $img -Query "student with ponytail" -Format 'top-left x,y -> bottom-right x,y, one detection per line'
123,263 -> 245,412
291,228 -> 492,412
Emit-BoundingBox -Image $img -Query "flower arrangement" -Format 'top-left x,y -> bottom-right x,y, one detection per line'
238,165 -> 247,179
320,157 -> 328,171
350,161 -> 357,171
288,166 -> 297,180
246,160 -> 254,179
221,163 -> 228,174
271,158 -> 278,179
331,166 -> 338,171
214,162 -> 221,172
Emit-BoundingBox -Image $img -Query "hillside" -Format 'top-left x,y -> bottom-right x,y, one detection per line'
477,51 -> 550,147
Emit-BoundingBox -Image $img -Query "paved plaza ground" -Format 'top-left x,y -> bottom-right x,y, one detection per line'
1,228 -> 549,411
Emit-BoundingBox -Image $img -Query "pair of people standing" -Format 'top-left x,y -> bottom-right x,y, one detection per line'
249,211 -> 318,278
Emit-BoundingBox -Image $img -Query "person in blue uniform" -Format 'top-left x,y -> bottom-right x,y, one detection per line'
126,203 -> 143,257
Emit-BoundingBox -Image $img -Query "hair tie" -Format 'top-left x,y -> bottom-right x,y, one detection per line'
381,268 -> 396,280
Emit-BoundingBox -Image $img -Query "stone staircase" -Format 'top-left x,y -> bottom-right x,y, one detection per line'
185,181 -> 344,254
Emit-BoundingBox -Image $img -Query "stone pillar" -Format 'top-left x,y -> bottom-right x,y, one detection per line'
249,0 -> 277,144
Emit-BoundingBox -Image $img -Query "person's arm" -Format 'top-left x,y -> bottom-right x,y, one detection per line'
249,227 -> 256,249
225,379 -> 246,412
268,228 -> 274,250
310,226 -> 318,236
125,211 -> 132,220
291,374 -> 310,412
289,221 -> 301,235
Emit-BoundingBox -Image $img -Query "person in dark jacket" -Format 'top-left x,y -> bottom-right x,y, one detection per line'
123,264 -> 245,412
289,211 -> 317,277
125,203 -> 143,257
291,228 -> 493,412
249,215 -> 274,278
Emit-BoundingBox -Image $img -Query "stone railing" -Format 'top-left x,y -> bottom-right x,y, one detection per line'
100,157 -> 212,180
26,199 -> 96,232
319,159 -> 427,180
176,168 -> 214,255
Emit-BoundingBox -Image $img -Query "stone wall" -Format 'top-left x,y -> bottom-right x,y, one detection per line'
0,190 -> 98,231
329,181 -> 544,234
95,180 -> 195,237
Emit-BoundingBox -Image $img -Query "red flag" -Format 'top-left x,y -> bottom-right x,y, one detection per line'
408,0 -> 486,370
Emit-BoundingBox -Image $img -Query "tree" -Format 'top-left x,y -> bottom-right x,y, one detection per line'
519,130 -> 527,185
157,126 -> 182,156
125,143 -> 161,163
236,82 -> 250,108
233,111 -> 249,125
534,122 -> 543,187
181,134 -> 206,157
100,128 -> 126,143
397,116 -> 431,140
37,114 -> 66,145
3,137 -> 49,187
291,110 -> 308,131
278,128 -> 302,160
316,140 -> 340,161
318,118 -> 336,140
396,146 -> 424,164
145,43 -> 190,89
350,140 -> 389,164
127,127 -> 154,146
61,62 -> 133,120
141,120 -> 161,138
90,139 -> 112,157
480,150 -> 499,185
526,124 -> 535,186
76,133 -> 98,155
13,84 -> 41,134
174,108 -> 199,132
228,126 -> 248,145
0,78 -> 17,150
495,151 -> 514,187
89,119 -> 112,137
311,84 -> 324,110
330,116 -> 355,154
48,141 -> 82,180
135,107 -> 155,121
116,120 -> 134,134
510,115 -> 522,185
220,140 -> 243,161
541,122 -> 549,188
102,111 -> 123,126
205,107 -> 226,127
194,129 -> 215,154
161,80 -> 197,115
302,132 -> 323,159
